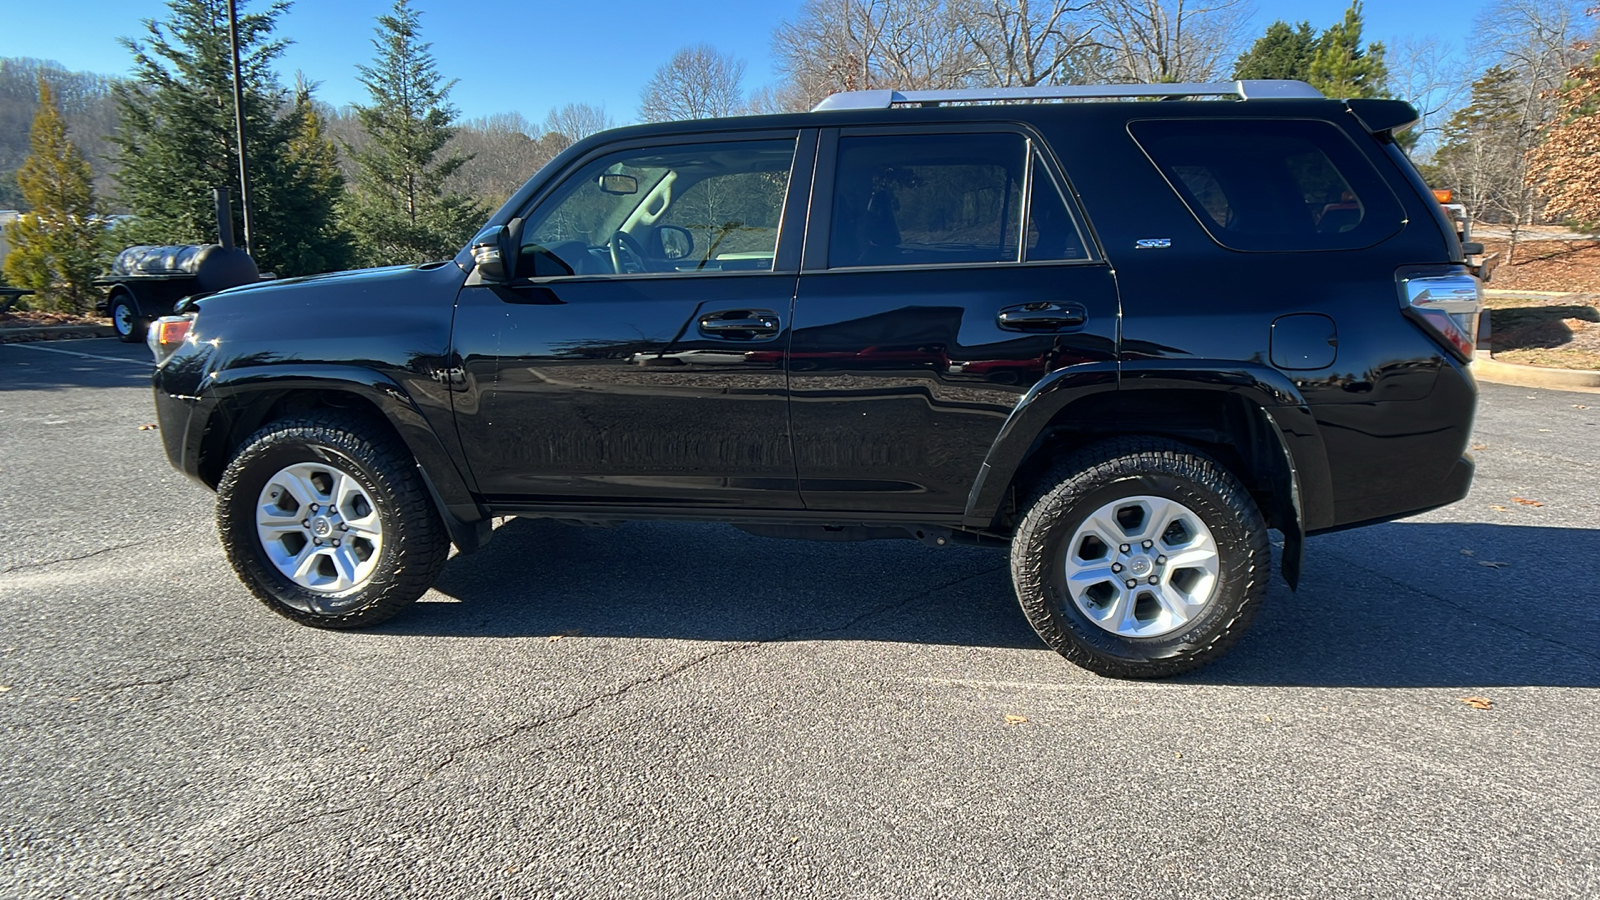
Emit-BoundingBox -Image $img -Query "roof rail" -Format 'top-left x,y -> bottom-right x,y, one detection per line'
811,80 -> 1324,112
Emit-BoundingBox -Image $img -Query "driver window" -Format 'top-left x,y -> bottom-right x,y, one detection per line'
518,139 -> 796,278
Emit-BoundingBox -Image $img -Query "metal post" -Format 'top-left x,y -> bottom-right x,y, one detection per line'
227,0 -> 254,256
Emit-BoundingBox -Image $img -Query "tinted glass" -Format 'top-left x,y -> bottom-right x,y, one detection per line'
518,139 -> 795,277
1026,150 -> 1090,262
1130,119 -> 1403,252
829,133 -> 1024,268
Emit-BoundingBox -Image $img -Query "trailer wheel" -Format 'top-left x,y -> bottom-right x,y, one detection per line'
108,292 -> 144,343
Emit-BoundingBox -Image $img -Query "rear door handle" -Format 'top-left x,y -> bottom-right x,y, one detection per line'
699,309 -> 780,339
997,302 -> 1087,332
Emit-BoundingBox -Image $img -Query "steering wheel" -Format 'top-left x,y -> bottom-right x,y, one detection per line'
609,231 -> 648,274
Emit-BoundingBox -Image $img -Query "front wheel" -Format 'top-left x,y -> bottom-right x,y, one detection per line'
216,414 -> 449,628
1010,438 -> 1270,678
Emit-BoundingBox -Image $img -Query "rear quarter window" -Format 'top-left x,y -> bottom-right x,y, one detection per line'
1130,118 -> 1404,252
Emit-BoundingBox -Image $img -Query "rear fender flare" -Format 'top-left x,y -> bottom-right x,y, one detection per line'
965,360 -> 1334,589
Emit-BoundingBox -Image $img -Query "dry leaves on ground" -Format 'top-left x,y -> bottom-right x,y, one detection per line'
1511,497 -> 1544,506
1460,696 -> 1494,710
1004,714 -> 1028,726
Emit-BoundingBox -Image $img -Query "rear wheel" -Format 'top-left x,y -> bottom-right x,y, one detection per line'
1010,438 -> 1270,678
108,292 -> 143,343
216,414 -> 449,628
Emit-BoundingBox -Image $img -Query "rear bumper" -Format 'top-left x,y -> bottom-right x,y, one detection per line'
1307,453 -> 1473,535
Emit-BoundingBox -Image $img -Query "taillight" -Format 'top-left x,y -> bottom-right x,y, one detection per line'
148,314 -> 195,364
1397,267 -> 1481,361
1432,189 -> 1453,204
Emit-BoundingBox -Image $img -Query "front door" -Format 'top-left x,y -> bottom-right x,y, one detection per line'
452,132 -> 813,509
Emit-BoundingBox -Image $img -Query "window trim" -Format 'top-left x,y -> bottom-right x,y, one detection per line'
503,128 -> 816,284
1127,116 -> 1406,254
802,123 -> 1104,274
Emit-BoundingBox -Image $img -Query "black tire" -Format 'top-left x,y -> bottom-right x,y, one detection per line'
216,413 -> 449,629
1010,437 -> 1270,678
108,292 -> 143,343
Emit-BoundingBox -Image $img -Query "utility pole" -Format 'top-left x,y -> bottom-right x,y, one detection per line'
227,0 -> 255,256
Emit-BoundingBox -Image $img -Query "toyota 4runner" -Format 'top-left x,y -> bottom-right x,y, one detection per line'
150,80 -> 1481,678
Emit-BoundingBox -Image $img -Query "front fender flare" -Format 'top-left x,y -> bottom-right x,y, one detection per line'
203,364 -> 489,549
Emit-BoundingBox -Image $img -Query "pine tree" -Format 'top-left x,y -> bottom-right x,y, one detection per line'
1233,21 -> 1317,82
1306,1 -> 1389,99
1436,66 -> 1538,261
111,0 -> 351,277
343,0 -> 483,267
272,81 -> 355,275
1,78 -> 106,312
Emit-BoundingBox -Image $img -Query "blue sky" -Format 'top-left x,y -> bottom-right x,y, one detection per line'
0,0 -> 1497,125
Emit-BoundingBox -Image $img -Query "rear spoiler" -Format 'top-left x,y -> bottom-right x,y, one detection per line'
1345,99 -> 1421,141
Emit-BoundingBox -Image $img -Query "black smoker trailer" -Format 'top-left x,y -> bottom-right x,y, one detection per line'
96,189 -> 265,342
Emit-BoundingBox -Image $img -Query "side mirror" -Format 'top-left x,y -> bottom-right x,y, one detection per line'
470,226 -> 509,282
470,219 -> 522,282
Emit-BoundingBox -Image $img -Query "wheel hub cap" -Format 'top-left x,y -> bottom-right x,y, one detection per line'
254,462 -> 384,608
1062,495 -> 1221,638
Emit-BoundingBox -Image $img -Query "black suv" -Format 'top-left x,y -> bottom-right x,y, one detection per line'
151,80 -> 1481,678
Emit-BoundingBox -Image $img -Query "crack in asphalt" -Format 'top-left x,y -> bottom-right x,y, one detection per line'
160,561 -> 1010,889
0,542 -> 143,575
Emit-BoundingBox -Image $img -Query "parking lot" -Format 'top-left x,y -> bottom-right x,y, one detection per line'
1,337 -> 1596,898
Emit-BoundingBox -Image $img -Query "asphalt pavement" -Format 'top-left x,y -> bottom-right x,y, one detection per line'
1,338 -> 1596,898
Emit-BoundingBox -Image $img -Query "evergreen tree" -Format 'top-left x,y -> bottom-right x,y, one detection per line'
1,78 -> 106,312
1306,1 -> 1389,99
273,80 -> 355,274
1232,21 -> 1317,82
111,0 -> 350,277
1435,66 -> 1535,255
343,0 -> 483,267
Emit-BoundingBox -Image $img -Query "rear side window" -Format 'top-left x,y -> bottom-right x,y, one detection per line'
829,133 -> 1024,267
1130,119 -> 1403,252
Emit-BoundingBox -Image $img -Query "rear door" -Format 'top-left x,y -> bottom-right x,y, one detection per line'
787,125 -> 1121,516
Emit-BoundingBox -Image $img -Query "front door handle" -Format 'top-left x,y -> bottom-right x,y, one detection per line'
997,302 -> 1087,332
699,309 -> 780,339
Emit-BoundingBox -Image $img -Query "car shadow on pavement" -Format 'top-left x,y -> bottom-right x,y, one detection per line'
400,517 -> 1038,650
1185,521 -> 1600,689
402,518 -> 1600,689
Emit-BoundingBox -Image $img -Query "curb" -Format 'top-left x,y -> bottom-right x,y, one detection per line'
1484,288 -> 1600,300
1472,352 -> 1600,393
0,324 -> 119,343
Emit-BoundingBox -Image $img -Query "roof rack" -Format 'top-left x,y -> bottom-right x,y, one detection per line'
811,80 -> 1324,112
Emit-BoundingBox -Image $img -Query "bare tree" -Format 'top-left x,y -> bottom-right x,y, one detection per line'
1389,35 -> 1470,153
639,45 -> 747,122
1088,0 -> 1250,83
444,113 -> 568,208
773,0 -> 981,108
542,102 -> 614,142
1468,0 -> 1589,257
743,82 -> 814,114
958,0 -> 1101,86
